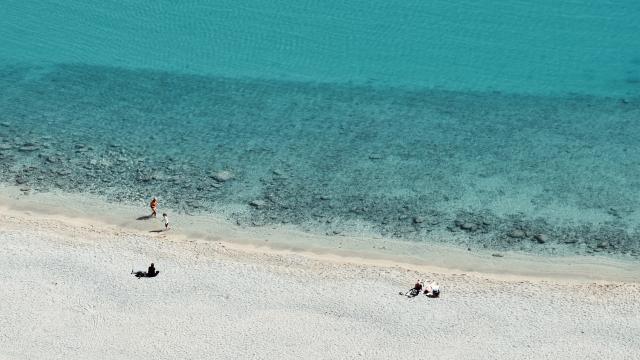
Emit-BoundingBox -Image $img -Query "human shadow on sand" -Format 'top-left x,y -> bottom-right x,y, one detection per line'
149,229 -> 164,233
132,270 -> 160,278
136,215 -> 153,221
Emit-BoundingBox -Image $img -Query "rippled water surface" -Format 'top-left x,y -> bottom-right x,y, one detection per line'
2,0 -> 640,95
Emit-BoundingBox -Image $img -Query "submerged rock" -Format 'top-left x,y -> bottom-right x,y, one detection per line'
507,229 -> 526,238
18,144 -> 39,152
211,170 -> 234,182
45,156 -> 60,163
249,199 -> 267,208
534,234 -> 547,243
460,222 -> 477,231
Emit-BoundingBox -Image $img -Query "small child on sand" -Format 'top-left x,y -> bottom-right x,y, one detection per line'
162,213 -> 169,231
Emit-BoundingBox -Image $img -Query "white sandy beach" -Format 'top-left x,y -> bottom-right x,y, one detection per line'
1,193 -> 639,359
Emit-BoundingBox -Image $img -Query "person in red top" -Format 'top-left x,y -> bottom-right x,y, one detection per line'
150,197 -> 158,218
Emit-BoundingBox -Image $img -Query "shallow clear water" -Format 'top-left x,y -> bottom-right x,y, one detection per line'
1,2 -> 640,258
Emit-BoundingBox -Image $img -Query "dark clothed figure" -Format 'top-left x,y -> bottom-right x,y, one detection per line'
404,280 -> 423,297
133,263 -> 159,278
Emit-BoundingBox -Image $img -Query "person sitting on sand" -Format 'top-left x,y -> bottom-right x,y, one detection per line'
405,279 -> 423,297
424,282 -> 440,298
148,263 -> 157,276
132,263 -> 160,278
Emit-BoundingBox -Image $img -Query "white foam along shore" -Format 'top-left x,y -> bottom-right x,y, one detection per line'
1,187 -> 639,359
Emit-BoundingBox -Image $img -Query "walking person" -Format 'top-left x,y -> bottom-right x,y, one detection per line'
162,213 -> 169,231
150,197 -> 158,218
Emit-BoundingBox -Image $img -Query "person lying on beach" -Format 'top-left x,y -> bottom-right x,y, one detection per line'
424,282 -> 440,298
402,280 -> 423,297
150,197 -> 158,218
132,263 -> 160,278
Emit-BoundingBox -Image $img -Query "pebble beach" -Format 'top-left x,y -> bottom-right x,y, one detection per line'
1,193 -> 639,359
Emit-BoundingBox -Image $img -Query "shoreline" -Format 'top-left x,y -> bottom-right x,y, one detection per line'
1,186 -> 638,283
2,63 -> 640,260
1,189 -> 640,359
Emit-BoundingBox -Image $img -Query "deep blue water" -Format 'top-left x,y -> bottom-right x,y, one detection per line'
1,1 -> 640,257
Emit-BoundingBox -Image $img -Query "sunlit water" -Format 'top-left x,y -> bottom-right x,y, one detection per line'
1,1 -> 640,258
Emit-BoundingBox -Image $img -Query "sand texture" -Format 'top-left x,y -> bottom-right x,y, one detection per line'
0,207 -> 639,360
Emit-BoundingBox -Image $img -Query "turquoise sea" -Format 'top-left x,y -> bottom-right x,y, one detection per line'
1,1 -> 640,258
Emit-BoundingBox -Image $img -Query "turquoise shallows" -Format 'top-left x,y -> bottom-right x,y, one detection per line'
0,1 -> 639,257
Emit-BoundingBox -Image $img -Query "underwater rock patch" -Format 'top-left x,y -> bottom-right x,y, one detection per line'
1,64 -> 639,258
249,199 -> 267,208
460,222 -> 477,231
534,234 -> 547,243
211,170 -> 234,182
507,229 -> 526,239
18,144 -> 39,152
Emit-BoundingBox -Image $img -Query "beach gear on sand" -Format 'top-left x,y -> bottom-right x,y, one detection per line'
398,290 -> 420,297
406,288 -> 420,297
400,280 -> 423,297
